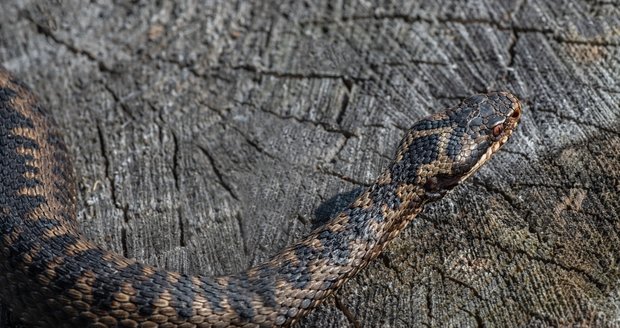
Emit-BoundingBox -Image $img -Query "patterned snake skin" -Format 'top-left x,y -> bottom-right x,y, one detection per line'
0,66 -> 521,327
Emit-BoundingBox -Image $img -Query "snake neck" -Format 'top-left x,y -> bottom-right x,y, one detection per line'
222,176 -> 427,326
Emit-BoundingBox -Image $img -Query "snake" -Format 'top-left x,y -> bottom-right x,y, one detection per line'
0,65 -> 521,328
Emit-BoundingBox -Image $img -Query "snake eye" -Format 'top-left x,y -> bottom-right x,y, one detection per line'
492,125 -> 503,137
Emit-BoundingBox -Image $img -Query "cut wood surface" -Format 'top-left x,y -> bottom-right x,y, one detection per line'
1,0 -> 619,327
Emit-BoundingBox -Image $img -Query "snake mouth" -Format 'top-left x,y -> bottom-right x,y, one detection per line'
505,98 -> 522,137
505,92 -> 522,124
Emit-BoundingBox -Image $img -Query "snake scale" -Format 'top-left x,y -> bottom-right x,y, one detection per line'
0,65 -> 521,327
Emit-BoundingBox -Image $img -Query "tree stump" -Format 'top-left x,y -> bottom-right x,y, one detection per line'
1,0 -> 619,327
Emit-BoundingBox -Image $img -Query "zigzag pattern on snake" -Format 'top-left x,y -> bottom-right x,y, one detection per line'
0,66 -> 521,328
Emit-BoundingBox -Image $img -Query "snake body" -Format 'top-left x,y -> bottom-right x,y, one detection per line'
0,66 -> 521,327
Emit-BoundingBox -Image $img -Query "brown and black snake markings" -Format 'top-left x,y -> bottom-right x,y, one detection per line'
0,65 -> 522,328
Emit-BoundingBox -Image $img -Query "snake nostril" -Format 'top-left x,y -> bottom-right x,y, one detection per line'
511,108 -> 521,119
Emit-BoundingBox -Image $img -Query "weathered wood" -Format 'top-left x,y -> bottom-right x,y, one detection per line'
1,0 -> 619,327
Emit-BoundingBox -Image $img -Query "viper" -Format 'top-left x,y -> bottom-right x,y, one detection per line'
0,65 -> 521,327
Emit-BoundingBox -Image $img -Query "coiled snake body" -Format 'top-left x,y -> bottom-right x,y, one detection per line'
0,66 -> 521,327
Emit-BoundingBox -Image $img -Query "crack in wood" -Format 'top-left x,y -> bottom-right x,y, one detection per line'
334,296 -> 361,328
171,130 -> 181,191
316,166 -> 372,187
196,144 -> 240,201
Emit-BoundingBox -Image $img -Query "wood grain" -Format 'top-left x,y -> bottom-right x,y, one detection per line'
1,0 -> 619,326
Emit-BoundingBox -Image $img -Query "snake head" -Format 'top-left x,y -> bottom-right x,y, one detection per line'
447,91 -> 522,183
391,92 -> 521,199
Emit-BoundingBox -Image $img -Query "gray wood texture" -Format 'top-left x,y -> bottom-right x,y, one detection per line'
1,0 -> 619,327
